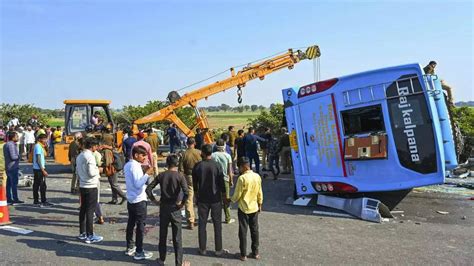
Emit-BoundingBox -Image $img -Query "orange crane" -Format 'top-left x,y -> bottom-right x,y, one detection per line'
133,45 -> 321,143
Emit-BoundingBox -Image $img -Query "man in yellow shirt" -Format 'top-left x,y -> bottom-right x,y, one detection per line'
51,126 -> 62,158
231,157 -> 263,261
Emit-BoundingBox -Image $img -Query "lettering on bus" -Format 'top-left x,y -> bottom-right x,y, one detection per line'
397,86 -> 419,162
386,74 -> 437,174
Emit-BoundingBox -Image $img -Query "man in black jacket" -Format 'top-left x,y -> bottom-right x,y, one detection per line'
192,144 -> 229,256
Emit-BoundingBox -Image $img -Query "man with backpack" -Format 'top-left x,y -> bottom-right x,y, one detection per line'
101,136 -> 126,205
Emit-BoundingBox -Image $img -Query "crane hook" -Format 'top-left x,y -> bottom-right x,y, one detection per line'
237,87 -> 243,104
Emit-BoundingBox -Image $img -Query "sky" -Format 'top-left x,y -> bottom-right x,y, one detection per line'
1,0 -> 473,109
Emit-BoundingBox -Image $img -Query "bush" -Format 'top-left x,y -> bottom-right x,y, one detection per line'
248,103 -> 285,134
117,100 -> 196,131
0,103 -> 51,127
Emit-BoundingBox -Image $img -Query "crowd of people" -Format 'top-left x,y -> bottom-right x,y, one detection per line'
2,117 -> 293,265
1,115 -> 65,162
2,115 -> 65,206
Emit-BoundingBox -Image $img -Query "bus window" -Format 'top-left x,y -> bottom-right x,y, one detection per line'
341,105 -> 385,136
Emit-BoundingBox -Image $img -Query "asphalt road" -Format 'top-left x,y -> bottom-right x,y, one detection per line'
1,160 -> 473,265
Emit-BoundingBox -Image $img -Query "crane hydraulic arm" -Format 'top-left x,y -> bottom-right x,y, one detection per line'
133,45 -> 321,142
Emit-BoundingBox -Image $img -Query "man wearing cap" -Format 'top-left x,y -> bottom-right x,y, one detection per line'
178,137 -> 201,230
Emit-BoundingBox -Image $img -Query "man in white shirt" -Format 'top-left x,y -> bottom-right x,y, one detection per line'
7,116 -> 19,128
24,126 -> 36,157
75,137 -> 103,244
124,146 -> 154,260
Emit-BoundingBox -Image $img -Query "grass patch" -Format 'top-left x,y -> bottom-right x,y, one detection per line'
47,118 -> 64,128
206,111 -> 259,129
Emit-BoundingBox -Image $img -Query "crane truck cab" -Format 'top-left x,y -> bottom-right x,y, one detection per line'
282,63 -> 457,209
54,100 -> 117,165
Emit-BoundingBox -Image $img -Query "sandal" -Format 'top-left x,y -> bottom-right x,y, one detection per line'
235,253 -> 247,261
249,253 -> 261,260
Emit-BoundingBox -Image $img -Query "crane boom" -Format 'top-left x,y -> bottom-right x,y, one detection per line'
134,45 -> 321,142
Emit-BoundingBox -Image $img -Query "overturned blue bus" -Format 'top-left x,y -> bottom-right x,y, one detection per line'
282,63 -> 457,209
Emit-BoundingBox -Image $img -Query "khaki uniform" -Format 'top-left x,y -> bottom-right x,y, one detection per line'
279,134 -> 292,173
178,147 -> 202,225
68,140 -> 81,191
228,130 -> 238,170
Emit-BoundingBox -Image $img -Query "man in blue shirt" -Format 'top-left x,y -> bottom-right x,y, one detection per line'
33,134 -> 52,207
123,129 -> 137,163
3,131 -> 23,205
243,127 -> 266,174
167,124 -> 179,154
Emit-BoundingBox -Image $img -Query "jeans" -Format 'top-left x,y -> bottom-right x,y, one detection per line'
126,201 -> 147,253
108,173 -> 126,201
70,158 -> 78,191
159,204 -> 183,265
6,168 -> 19,202
50,142 -> 55,158
246,151 -> 260,174
198,201 -> 223,252
238,209 -> 259,257
33,169 -> 47,203
79,187 -> 98,236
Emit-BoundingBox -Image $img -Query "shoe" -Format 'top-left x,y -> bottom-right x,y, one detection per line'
125,247 -> 136,256
133,250 -> 153,260
187,223 -> 195,230
225,218 -> 235,224
33,202 -> 42,207
198,249 -> 207,256
248,253 -> 261,260
41,202 -> 54,207
119,198 -> 127,205
7,201 -> 13,206
85,234 -> 103,244
77,233 -> 87,240
13,200 -> 25,204
215,249 -> 229,257
156,259 -> 165,266
107,200 -> 118,205
97,216 -> 105,224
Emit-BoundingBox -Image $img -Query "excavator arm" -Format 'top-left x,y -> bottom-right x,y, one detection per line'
133,45 -> 320,142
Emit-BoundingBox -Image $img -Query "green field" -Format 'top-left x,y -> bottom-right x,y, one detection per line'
48,118 -> 65,127
207,111 -> 259,129
46,111 -> 260,130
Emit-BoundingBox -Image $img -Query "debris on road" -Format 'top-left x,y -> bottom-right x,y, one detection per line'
312,210 -> 355,219
436,211 -> 450,215
390,211 -> 405,214
0,225 -> 33,235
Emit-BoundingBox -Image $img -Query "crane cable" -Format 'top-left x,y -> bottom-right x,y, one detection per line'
175,46 -> 313,93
